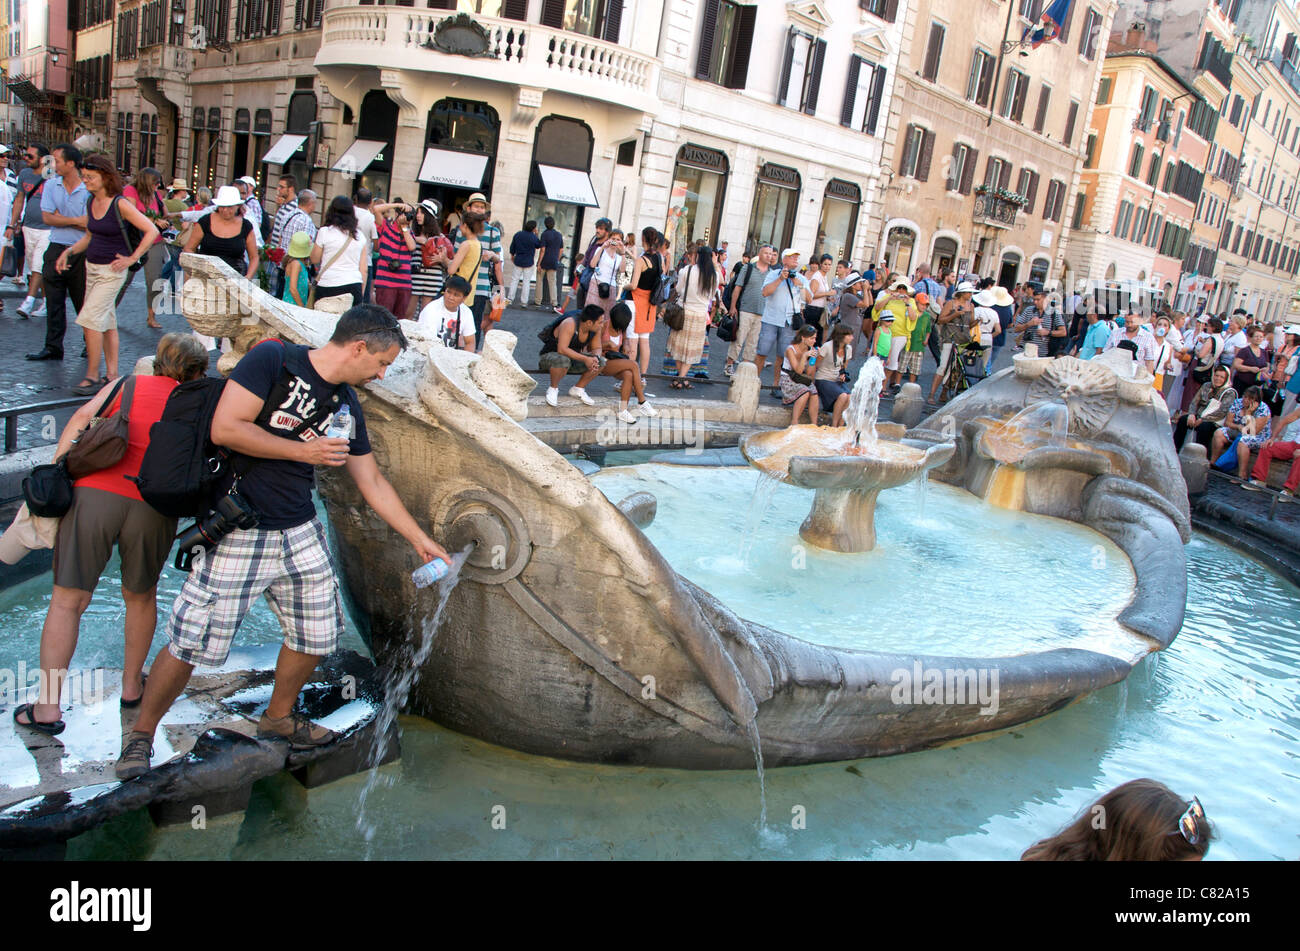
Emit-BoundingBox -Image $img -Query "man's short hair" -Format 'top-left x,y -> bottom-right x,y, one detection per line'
330,304 -> 409,352
595,217 -> 612,231
298,188 -> 318,206
579,304 -> 605,324
28,143 -> 49,158
544,216 -> 555,229
444,275 -> 471,296
52,143 -> 83,167
525,219 -> 537,231
355,187 -> 372,206
279,174 -> 298,191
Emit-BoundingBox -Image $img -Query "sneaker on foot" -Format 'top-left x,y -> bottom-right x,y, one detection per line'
568,386 -> 594,406
724,362 -> 735,377
115,730 -> 154,780
616,408 -> 638,424
1280,489 -> 1295,502
546,387 -> 559,407
1243,479 -> 1268,491
257,711 -> 338,750
639,400 -> 658,417
17,296 -> 33,318
31,303 -> 46,319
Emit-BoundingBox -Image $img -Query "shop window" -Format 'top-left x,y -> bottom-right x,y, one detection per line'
666,144 -> 729,252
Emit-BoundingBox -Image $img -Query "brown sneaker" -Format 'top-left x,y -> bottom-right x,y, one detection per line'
257,712 -> 338,750
115,730 -> 154,780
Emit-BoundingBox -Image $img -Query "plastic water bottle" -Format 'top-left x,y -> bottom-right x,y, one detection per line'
411,558 -> 450,588
326,404 -> 351,441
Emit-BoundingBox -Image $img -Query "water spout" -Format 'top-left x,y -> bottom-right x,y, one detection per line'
844,357 -> 887,450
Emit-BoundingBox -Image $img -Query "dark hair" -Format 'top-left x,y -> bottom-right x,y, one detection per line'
579,304 -> 605,324
324,195 -> 359,239
414,206 -> 440,237
28,142 -> 49,158
444,275 -> 471,296
354,187 -> 372,206
278,174 -> 298,191
610,302 -> 632,333
691,245 -> 718,295
1243,385 -> 1264,403
1207,317 -> 1224,334
1022,779 -> 1210,861
819,254 -> 833,265
795,324 -> 818,341
154,332 -> 210,383
461,210 -> 486,235
330,304 -> 409,352
642,226 -> 659,249
524,219 -> 537,232
81,154 -> 123,196
52,143 -> 83,168
595,217 -> 613,231
831,324 -> 853,345
544,215 -> 555,229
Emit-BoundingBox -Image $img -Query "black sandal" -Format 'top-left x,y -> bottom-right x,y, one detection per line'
120,673 -> 147,709
13,703 -> 65,736
72,377 -> 100,396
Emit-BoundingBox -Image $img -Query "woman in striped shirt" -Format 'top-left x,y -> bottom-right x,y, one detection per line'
372,199 -> 417,318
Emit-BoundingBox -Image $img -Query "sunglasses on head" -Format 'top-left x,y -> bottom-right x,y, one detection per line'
1169,796 -> 1206,845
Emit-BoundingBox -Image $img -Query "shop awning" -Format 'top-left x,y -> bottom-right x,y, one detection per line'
331,138 -> 387,175
537,164 -> 599,207
261,134 -> 308,167
5,75 -> 47,106
417,148 -> 490,189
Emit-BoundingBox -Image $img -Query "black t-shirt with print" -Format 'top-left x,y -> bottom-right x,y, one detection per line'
228,340 -> 371,529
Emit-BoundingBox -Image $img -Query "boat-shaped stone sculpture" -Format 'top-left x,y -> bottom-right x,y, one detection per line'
179,255 -> 1189,769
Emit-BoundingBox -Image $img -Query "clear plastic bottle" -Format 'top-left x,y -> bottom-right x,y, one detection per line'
411,558 -> 450,588
326,403 -> 351,441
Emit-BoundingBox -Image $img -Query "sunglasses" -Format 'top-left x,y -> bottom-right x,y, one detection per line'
1169,796 -> 1207,845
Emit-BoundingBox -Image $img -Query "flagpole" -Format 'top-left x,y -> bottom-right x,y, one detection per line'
987,0 -> 1017,127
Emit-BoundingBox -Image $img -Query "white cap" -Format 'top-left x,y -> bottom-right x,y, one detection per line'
1285,324 -> 1300,335
891,278 -> 912,292
235,175 -> 257,187
782,248 -> 801,258
0,144 -> 9,155
213,185 -> 242,207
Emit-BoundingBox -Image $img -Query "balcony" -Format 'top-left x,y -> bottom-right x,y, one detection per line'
1271,50 -> 1300,99
973,193 -> 1020,229
318,7 -> 659,113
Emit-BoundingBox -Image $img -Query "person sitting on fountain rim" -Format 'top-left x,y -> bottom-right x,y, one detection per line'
540,303 -> 605,407
114,305 -> 452,780
1210,385 -> 1271,478
814,324 -> 854,426
1244,401 -> 1300,499
600,301 -> 658,423
780,324 -> 821,426
1173,363 -> 1236,452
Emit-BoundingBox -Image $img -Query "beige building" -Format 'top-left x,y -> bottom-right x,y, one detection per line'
880,0 -> 1115,287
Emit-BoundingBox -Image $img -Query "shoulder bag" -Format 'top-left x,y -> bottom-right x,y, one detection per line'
111,198 -> 147,273
64,376 -> 136,479
307,233 -> 354,308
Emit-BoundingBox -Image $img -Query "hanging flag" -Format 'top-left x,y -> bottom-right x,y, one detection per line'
1021,0 -> 1076,50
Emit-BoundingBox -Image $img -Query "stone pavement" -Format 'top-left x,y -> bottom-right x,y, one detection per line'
1192,469 -> 1300,587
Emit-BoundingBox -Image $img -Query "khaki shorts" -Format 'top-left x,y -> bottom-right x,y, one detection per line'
53,487 -> 177,593
22,227 -> 50,278
76,260 -> 130,333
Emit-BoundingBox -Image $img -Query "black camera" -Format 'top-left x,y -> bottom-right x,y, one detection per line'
598,282 -> 611,298
174,490 -> 260,572
402,208 -> 417,222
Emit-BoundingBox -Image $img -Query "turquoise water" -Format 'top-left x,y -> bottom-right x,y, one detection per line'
2,482 -> 1297,859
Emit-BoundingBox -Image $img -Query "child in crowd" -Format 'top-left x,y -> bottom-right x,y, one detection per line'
555,253 -> 585,315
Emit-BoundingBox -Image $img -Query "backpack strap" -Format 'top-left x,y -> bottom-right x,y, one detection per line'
236,342 -> 346,477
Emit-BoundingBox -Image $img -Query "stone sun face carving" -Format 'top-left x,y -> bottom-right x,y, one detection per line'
1026,357 -> 1119,437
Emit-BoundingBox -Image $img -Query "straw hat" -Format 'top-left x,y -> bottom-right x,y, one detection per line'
169,178 -> 189,192
213,185 -> 242,207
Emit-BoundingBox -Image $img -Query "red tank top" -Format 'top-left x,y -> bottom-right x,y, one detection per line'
76,375 -> 179,502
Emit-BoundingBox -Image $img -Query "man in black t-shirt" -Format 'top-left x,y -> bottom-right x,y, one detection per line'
116,306 -> 451,779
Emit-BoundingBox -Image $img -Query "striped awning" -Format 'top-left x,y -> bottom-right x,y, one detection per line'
5,75 -> 47,106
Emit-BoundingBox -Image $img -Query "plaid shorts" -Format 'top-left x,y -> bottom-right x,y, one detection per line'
167,518 -> 343,667
901,349 -> 924,376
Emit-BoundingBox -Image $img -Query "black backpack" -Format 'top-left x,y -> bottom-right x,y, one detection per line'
538,312 -> 570,346
134,342 -> 343,518
259,203 -> 273,245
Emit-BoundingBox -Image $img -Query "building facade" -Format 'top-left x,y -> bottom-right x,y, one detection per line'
4,0 -> 74,144
104,0 -> 908,280
879,0 -> 1116,288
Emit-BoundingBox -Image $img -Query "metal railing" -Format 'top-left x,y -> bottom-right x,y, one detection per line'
1,397 -> 87,455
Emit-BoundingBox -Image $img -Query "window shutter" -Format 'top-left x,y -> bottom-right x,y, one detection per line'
728,4 -> 757,89
917,130 -> 935,182
1025,171 -> 1039,214
603,0 -> 623,44
960,147 -> 978,194
883,0 -> 898,23
999,161 -> 1012,190
900,124 -> 916,174
540,0 -> 565,29
923,24 -> 944,81
1064,100 -> 1078,146
841,56 -> 862,127
1033,85 -> 1050,133
1059,0 -> 1075,42
804,38 -> 826,115
501,0 -> 527,20
1055,182 -> 1066,221
866,65 -> 886,135
950,144 -> 964,190
977,52 -> 993,106
777,29 -> 796,106
696,0 -> 719,80
1014,75 -> 1027,122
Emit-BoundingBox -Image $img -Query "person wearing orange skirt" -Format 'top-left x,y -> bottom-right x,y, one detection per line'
629,226 -> 662,375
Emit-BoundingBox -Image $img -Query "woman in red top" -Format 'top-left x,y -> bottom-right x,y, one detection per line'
120,167 -> 169,329
13,334 -> 210,735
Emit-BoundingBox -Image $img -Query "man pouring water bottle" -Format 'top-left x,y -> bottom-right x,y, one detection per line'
115,305 -> 451,780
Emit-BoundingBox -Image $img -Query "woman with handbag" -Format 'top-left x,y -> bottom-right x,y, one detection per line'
13,334 -> 210,735
119,167 -> 170,329
56,155 -> 160,396
628,226 -> 662,376
310,195 -> 369,308
411,200 -> 449,315
446,212 -> 485,309
780,324 -> 821,425
667,245 -> 716,390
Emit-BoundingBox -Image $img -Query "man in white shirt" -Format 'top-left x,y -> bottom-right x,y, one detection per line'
235,176 -> 262,237
413,274 -> 475,350
353,187 -> 380,303
1103,309 -> 1158,373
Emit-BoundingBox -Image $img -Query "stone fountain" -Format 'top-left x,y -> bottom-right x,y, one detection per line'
169,256 -> 1191,769
740,359 -> 954,552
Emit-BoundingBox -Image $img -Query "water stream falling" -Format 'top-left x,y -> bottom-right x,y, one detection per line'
746,720 -> 767,830
738,472 -> 780,566
356,546 -> 474,848
844,357 -> 886,449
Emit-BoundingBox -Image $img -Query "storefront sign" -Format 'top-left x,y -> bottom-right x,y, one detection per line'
677,144 -> 728,173
825,179 -> 860,202
758,163 -> 800,188
418,148 -> 490,188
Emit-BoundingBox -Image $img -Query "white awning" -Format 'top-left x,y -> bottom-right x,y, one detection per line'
417,148 -> 490,189
262,134 -> 308,166
331,138 -> 387,175
537,164 -> 599,207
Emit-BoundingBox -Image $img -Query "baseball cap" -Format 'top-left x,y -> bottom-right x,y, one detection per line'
782,248 -> 801,258
236,175 -> 257,187
0,144 -> 9,155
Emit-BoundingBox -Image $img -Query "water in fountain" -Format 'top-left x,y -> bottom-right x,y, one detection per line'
737,471 -> 780,567
746,720 -> 767,831
844,357 -> 886,450
356,547 -> 473,847
989,400 -> 1072,453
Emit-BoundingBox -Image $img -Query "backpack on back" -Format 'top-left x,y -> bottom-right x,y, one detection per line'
133,377 -> 233,518
650,269 -> 677,307
259,204 -> 273,245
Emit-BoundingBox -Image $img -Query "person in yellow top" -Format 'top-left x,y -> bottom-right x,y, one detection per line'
446,212 -> 485,307
872,277 -> 918,390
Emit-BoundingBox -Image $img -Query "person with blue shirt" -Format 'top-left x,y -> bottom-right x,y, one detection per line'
26,143 -> 88,362
754,248 -> 812,397
1078,309 -> 1112,360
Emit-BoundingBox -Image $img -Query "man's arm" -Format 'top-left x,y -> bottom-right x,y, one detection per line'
210,378 -> 347,467
345,452 -> 448,564
42,209 -> 87,229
